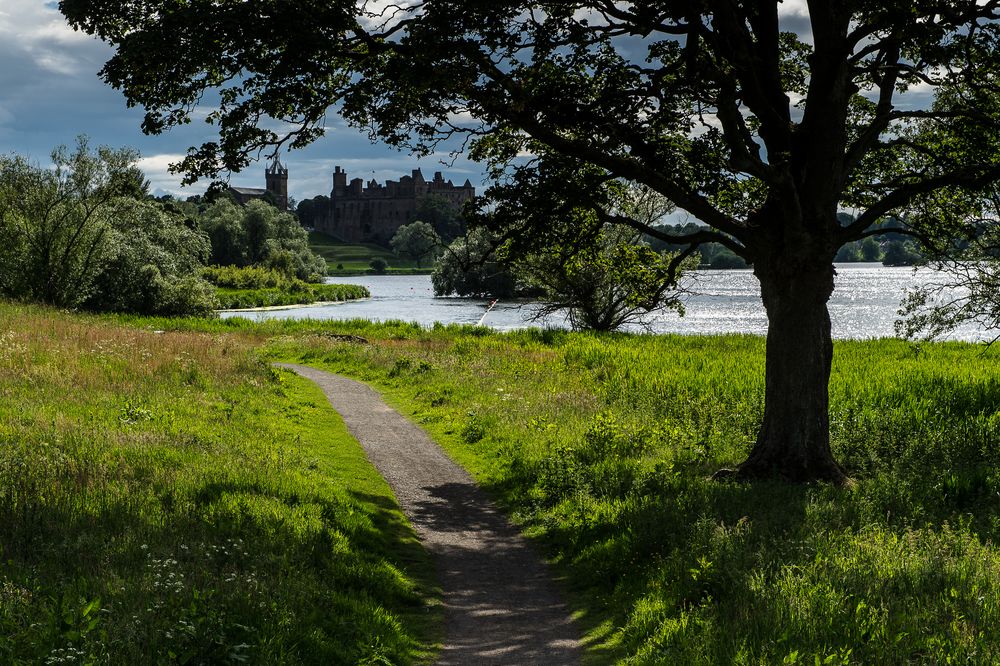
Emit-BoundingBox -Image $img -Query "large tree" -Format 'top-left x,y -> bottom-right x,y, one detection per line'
521,224 -> 691,332
0,137 -> 136,308
391,220 -> 441,267
61,1 -> 1000,482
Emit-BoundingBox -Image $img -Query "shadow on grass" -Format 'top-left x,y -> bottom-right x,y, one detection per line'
482,461 -> 1000,664
0,475 -> 439,665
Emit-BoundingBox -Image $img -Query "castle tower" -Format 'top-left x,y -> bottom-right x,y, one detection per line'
265,156 -> 289,210
332,166 -> 347,197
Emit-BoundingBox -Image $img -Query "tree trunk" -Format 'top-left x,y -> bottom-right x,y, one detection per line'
734,262 -> 847,483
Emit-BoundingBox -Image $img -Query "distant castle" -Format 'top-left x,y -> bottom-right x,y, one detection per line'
315,166 -> 475,244
230,161 -> 476,245
230,157 -> 289,210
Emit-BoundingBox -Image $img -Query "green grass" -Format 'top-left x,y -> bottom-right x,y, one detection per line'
309,232 -> 432,275
11,304 -> 1000,664
248,323 -> 1000,665
215,283 -> 369,309
199,264 -> 370,309
0,304 -> 439,664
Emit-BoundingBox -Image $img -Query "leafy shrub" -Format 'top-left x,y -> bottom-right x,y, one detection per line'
199,199 -> 326,280
201,265 -> 293,290
432,228 -> 521,297
86,199 -> 218,316
0,139 -> 135,308
0,141 -> 218,317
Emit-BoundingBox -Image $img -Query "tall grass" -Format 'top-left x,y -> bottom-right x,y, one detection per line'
0,304 -> 438,664
200,264 -> 370,309
215,283 -> 369,309
265,324 -> 1000,664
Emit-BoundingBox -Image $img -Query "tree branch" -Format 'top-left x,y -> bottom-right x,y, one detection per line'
843,40 -> 901,175
845,165 -> 1000,237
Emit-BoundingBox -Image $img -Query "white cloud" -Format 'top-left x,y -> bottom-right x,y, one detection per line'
357,0 -> 423,30
777,0 -> 810,18
137,154 -> 207,198
0,0 -> 107,76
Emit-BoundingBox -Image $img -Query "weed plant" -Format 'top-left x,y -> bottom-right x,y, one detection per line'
0,304 -> 437,664
260,323 -> 1000,665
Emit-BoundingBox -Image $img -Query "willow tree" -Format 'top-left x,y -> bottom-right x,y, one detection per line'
61,1 -> 1000,482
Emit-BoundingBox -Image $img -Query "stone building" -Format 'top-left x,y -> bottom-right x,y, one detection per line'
315,166 -> 475,244
230,157 -> 289,210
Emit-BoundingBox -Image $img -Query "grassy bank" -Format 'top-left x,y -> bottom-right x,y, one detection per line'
200,265 -> 370,309
215,283 -> 369,309
308,233 -> 432,275
246,322 -> 1000,665
0,305 -> 438,664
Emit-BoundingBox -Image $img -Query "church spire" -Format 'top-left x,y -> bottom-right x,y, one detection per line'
265,155 -> 289,210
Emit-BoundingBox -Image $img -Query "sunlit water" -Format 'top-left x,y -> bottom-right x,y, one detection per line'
220,263 -> 987,341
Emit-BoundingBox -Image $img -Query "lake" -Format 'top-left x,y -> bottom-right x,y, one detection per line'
220,264 -> 988,341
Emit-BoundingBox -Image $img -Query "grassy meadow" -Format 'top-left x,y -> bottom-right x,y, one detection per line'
6,300 -> 1000,664
258,323 -> 1000,665
0,304 -> 439,665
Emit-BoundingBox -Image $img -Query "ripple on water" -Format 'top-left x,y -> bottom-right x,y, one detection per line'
218,266 -> 989,341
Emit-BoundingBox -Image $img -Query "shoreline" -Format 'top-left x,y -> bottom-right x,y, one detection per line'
218,297 -> 371,313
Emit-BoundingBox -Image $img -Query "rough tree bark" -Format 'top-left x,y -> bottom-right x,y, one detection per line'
735,258 -> 847,483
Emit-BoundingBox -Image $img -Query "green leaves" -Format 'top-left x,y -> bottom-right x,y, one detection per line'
519,222 -> 692,332
0,137 -> 136,308
390,221 -> 441,268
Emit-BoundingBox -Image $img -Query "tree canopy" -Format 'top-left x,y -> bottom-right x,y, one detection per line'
60,1 -> 1000,482
390,221 -> 441,267
521,225 -> 691,332
432,227 -> 523,299
413,194 -> 466,243
199,199 -> 327,281
0,138 -> 135,307
0,139 -> 219,315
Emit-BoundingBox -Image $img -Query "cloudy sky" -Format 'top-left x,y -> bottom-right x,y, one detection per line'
0,0 -> 485,202
4,1 -> 922,209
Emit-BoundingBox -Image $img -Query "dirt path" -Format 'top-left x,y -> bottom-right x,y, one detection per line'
276,363 -> 582,665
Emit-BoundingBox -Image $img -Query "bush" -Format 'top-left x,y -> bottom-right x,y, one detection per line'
200,265 -> 292,290
85,198 -> 218,316
199,199 -> 326,280
0,142 -> 218,317
707,247 -> 749,269
370,258 -> 388,274
142,269 -> 219,317
432,228 -> 522,297
0,138 -> 136,308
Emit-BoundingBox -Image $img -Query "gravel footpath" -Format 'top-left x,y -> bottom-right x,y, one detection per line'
276,363 -> 582,665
